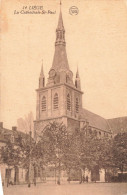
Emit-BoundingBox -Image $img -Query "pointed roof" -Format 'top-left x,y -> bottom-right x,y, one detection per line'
52,46 -> 69,71
76,67 -> 80,78
51,3 -> 70,72
40,60 -> 45,77
57,8 -> 64,30
57,0 -> 64,30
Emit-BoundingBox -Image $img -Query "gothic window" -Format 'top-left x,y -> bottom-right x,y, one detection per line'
41,96 -> 46,111
76,97 -> 79,113
67,94 -> 71,111
53,93 -> 59,109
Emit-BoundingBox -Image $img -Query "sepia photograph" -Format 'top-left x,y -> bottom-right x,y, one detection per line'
0,0 -> 127,195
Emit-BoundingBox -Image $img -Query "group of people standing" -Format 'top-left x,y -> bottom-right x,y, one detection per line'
82,175 -> 89,183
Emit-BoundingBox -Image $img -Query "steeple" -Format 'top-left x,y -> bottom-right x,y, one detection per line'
75,67 -> 81,90
46,1 -> 75,87
51,2 -> 70,72
39,60 -> 45,88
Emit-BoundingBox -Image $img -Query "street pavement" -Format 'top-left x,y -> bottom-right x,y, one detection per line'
3,182 -> 127,195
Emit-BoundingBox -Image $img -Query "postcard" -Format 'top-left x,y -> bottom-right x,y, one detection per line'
0,0 -> 127,195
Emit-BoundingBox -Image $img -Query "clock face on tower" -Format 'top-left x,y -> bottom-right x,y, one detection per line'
49,69 -> 56,78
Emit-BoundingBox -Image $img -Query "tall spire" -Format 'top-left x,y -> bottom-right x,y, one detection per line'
57,1 -> 64,30
39,60 -> 45,88
51,2 -> 70,71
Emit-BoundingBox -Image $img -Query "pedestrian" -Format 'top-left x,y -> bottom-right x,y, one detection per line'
83,175 -> 85,183
34,177 -> 36,186
86,175 -> 88,183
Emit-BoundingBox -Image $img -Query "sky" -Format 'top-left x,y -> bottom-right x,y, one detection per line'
0,0 -> 127,129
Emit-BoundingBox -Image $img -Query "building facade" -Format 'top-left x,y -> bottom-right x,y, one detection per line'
0,122 -> 29,186
34,8 -> 112,141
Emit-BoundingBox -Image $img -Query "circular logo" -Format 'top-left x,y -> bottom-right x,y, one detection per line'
69,6 -> 79,15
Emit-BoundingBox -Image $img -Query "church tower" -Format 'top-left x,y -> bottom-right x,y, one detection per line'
34,4 -> 83,137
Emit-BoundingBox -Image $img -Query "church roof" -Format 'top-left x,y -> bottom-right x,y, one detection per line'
80,108 -> 111,132
108,117 -> 127,134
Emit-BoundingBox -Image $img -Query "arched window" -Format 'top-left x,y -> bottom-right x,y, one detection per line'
76,97 -> 79,113
67,94 -> 71,111
41,96 -> 46,111
53,93 -> 59,109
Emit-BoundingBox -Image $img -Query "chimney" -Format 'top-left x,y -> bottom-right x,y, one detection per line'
12,126 -> 17,131
0,122 -> 3,128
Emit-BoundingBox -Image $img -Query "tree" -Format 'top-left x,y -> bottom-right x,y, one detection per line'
17,111 -> 34,134
112,132 -> 127,181
63,128 -> 113,183
38,121 -> 68,185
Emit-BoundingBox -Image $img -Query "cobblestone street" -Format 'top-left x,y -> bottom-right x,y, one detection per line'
3,183 -> 127,195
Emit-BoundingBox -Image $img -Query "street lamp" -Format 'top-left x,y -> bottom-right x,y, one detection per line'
56,147 -> 61,185
28,131 -> 32,187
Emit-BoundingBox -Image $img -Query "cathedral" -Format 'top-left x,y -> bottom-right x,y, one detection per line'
34,6 -> 112,141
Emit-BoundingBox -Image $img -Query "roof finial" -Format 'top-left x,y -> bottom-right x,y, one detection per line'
60,0 -> 62,12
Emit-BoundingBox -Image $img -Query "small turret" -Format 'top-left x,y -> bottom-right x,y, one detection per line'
39,61 -> 45,88
75,67 -> 81,90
